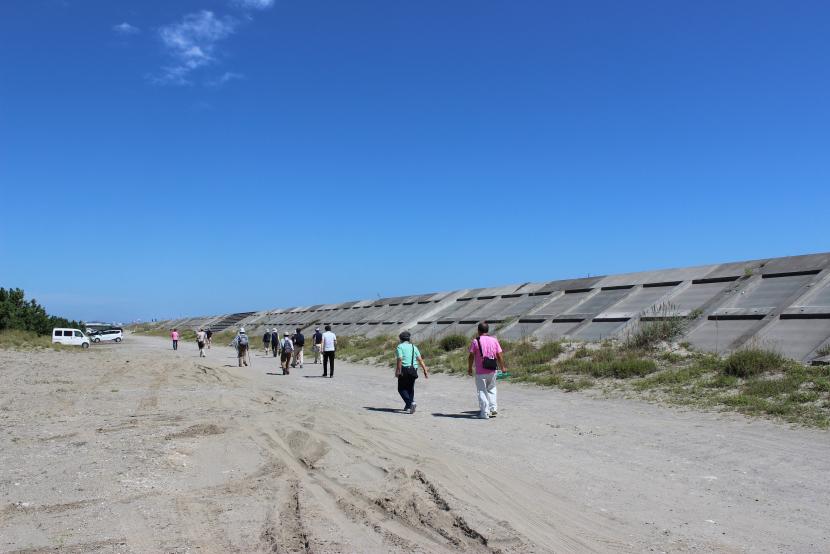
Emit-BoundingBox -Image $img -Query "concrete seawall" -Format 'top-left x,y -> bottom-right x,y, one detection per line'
157,252 -> 830,362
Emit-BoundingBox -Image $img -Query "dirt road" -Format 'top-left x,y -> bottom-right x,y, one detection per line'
1,334 -> 828,553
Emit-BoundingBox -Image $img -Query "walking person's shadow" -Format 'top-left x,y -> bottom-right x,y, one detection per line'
363,406 -> 407,414
431,411 -> 480,419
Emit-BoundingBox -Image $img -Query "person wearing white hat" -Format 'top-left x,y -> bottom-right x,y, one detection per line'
312,327 -> 323,364
231,328 -> 249,367
270,328 -> 279,358
280,331 -> 294,374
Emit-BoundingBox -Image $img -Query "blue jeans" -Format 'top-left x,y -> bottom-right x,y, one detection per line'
397,375 -> 416,409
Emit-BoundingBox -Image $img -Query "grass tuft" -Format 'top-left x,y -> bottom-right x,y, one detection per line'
722,348 -> 787,378
439,334 -> 468,352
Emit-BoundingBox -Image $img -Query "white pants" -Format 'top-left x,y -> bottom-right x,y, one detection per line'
293,348 -> 303,367
475,372 -> 498,416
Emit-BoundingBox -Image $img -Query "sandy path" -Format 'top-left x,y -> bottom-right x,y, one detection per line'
1,334 -> 828,553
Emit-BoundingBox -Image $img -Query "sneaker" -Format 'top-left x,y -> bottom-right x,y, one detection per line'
479,412 -> 489,419
490,410 -> 498,417
410,403 -> 417,414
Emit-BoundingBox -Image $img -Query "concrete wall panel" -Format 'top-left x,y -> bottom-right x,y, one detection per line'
758,319 -> 830,360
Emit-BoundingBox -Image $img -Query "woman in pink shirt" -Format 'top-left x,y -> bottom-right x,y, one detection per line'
171,328 -> 180,350
467,321 -> 506,419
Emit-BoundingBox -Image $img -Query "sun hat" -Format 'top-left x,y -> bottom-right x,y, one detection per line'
239,327 -> 246,333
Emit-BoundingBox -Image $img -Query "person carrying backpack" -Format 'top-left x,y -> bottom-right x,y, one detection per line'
205,328 -> 213,349
232,328 -> 250,367
262,329 -> 272,355
292,327 -> 305,368
395,331 -> 429,414
280,331 -> 294,374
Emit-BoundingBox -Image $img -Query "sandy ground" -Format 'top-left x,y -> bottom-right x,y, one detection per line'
1,334 -> 829,553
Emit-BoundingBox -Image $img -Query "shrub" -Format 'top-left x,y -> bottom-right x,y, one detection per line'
439,334 -> 468,352
722,349 -> 786,378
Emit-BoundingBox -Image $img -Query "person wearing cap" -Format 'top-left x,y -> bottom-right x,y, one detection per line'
196,328 -> 207,358
280,331 -> 294,374
231,327 -> 250,367
312,327 -> 323,364
395,331 -> 429,414
270,328 -> 279,358
262,328 -> 272,356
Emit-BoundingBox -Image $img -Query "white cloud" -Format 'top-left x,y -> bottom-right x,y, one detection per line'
156,11 -> 237,85
113,22 -> 140,35
232,0 -> 274,9
208,72 -> 245,87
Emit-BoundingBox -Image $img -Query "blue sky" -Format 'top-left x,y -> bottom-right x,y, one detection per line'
1,0 -> 828,322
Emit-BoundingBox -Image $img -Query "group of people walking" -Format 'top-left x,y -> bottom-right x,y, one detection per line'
170,327 -> 212,355
172,321 -> 505,419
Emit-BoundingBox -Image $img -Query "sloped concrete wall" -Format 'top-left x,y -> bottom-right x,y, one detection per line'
157,252 -> 830,362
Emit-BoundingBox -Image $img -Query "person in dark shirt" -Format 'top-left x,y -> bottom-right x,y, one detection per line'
292,327 -> 305,368
270,328 -> 279,357
312,327 -> 323,364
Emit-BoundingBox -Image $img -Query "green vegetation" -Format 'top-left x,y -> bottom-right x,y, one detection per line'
0,288 -> 83,336
439,334 -> 467,352
0,288 -> 83,350
722,348 -> 786,378
0,329 -> 64,350
623,303 -> 700,350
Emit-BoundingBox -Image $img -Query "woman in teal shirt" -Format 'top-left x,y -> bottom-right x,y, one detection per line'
395,331 -> 429,414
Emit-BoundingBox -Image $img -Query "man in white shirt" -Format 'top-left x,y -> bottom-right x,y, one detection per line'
321,324 -> 337,378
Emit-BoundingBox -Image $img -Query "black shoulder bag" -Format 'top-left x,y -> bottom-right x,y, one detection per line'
476,337 -> 499,370
401,343 -> 419,379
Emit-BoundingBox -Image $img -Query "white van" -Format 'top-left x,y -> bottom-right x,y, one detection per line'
91,329 -> 123,343
52,328 -> 90,348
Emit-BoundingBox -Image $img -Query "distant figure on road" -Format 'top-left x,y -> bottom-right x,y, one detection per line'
262,329 -> 272,356
395,331 -> 429,414
292,327 -> 305,368
322,325 -> 337,378
467,322 -> 505,419
270,328 -> 279,358
171,328 -> 179,350
280,331 -> 294,374
231,328 -> 249,367
312,327 -> 323,364
196,328 -> 207,358
205,328 -> 213,349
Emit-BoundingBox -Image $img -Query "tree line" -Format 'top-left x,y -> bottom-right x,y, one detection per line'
0,288 -> 84,335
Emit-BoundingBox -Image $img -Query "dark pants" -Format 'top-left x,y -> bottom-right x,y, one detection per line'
323,351 -> 335,376
173,340 -> 178,350
397,375 -> 416,409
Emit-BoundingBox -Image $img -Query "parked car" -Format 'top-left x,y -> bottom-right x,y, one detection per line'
91,329 -> 123,343
52,328 -> 90,348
